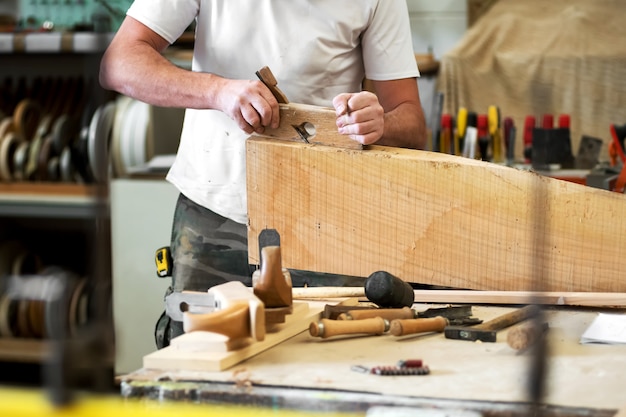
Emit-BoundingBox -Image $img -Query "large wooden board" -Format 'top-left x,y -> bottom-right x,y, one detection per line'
246,138 -> 626,292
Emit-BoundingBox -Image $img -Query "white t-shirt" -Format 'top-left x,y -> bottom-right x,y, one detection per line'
126,0 -> 419,224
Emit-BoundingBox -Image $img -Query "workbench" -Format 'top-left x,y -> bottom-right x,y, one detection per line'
119,116 -> 626,417
119,302 -> 626,417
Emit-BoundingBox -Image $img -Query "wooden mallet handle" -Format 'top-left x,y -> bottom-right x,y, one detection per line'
390,316 -> 449,336
309,317 -> 388,339
507,320 -> 549,350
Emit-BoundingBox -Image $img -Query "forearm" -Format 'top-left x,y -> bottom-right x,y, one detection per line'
100,43 -> 224,109
377,101 -> 427,150
99,17 -> 280,134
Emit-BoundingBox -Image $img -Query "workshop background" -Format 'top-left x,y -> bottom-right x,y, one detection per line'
1,0 -> 626,415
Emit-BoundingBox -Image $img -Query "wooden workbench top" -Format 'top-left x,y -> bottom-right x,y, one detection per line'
120,304 -> 626,414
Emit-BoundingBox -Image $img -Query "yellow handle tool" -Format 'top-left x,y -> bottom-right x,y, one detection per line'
488,105 -> 502,163
455,107 -> 468,156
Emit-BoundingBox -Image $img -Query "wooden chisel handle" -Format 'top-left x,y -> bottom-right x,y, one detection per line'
340,307 -> 414,321
309,317 -> 388,339
389,316 -> 448,336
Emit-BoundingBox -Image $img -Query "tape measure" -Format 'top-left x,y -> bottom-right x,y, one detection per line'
155,246 -> 172,278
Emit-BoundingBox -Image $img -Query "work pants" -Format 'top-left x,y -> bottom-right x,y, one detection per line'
156,193 -> 364,347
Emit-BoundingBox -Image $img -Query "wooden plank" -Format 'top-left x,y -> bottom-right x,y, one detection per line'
413,290 -> 626,308
253,103 -> 362,150
246,138 -> 626,292
142,300 -> 347,371
296,287 -> 626,307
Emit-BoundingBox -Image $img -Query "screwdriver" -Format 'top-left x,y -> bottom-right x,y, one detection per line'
523,115 -> 536,164
477,114 -> 489,161
439,113 -> 453,154
503,117 -> 516,166
488,105 -> 502,163
455,107 -> 468,156
462,112 -> 478,159
542,114 -> 554,129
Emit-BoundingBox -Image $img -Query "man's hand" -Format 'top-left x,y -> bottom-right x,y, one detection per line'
215,79 -> 280,135
333,91 -> 384,145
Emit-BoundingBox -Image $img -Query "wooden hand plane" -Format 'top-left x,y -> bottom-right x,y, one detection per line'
253,66 -> 362,150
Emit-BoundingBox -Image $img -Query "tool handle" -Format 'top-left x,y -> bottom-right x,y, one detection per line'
481,305 -> 540,331
253,245 -> 292,308
309,317 -> 387,339
256,66 -> 289,104
342,307 -> 413,321
389,316 -> 448,336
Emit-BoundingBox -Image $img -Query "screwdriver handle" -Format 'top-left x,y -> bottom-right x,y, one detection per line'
389,316 -> 448,336
309,317 -> 388,339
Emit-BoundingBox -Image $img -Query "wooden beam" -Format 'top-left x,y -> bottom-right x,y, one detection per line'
246,138 -> 626,292
412,290 -> 626,308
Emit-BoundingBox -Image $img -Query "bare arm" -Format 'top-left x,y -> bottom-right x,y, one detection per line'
373,78 -> 427,149
333,78 -> 427,149
99,17 -> 279,134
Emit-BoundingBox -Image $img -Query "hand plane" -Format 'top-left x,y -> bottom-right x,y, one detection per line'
254,66 -> 362,150
165,281 -> 265,342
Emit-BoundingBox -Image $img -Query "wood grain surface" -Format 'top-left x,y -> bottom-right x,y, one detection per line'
246,139 -> 626,292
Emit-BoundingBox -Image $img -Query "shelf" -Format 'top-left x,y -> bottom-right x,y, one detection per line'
0,338 -> 49,363
0,32 -> 114,54
0,183 -> 107,219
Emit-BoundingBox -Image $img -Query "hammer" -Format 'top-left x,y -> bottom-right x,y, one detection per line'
445,305 -> 540,343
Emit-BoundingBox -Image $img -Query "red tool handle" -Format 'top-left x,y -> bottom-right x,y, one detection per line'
523,115 -> 535,163
542,114 -> 553,129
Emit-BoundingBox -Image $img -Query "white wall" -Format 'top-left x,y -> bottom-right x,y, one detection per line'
406,0 -> 467,58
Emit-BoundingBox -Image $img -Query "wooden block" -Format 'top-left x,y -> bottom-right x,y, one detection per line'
143,301 -> 320,372
246,138 -> 626,293
253,103 -> 362,150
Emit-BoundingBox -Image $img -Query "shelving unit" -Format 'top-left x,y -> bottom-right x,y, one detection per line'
0,31 -> 114,387
0,182 -> 111,376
